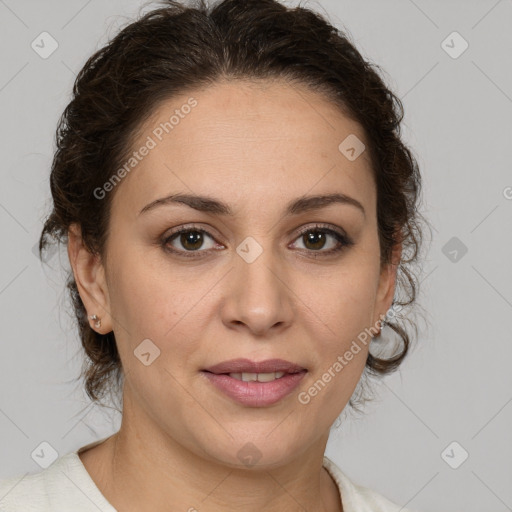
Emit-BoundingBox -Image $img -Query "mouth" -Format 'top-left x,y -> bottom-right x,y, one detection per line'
201,358 -> 308,407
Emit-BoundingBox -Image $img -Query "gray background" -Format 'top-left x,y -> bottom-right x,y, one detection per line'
1,0 -> 511,511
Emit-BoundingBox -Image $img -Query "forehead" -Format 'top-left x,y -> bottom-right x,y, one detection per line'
111,79 -> 375,218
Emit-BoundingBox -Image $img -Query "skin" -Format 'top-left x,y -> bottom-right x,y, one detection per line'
68,78 -> 400,512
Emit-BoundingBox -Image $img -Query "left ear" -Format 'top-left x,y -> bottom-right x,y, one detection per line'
373,238 -> 402,330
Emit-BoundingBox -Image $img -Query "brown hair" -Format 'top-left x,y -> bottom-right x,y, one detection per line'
38,0 -> 430,409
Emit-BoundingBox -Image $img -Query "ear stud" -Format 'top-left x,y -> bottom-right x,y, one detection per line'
89,314 -> 101,329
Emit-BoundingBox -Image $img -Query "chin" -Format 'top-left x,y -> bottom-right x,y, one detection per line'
196,431 -> 309,471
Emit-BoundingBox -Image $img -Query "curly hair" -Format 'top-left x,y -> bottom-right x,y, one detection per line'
38,0 -> 430,410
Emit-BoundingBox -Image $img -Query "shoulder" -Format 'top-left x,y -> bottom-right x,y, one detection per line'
0,461 -> 57,512
0,451 -> 114,512
323,456 -> 418,512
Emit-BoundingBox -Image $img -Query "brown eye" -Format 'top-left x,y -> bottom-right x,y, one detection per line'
301,231 -> 328,250
177,230 -> 205,251
291,225 -> 353,257
163,228 -> 217,255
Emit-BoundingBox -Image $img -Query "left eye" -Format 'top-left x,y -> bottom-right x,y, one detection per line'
291,228 -> 346,252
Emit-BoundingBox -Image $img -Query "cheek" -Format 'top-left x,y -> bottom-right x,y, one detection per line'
315,295 -> 372,379
299,282 -> 373,413
307,265 -> 380,335
106,249 -> 212,365
300,263 -> 378,390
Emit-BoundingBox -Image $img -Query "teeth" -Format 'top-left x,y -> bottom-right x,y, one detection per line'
228,371 -> 286,382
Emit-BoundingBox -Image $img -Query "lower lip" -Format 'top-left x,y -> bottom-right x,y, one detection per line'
201,371 -> 307,407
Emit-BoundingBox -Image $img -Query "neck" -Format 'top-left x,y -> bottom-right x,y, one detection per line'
79,406 -> 342,512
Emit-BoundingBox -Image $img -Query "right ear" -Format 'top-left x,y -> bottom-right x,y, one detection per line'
67,223 -> 113,334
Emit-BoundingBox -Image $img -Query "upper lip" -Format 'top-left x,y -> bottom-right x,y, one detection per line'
203,358 -> 307,375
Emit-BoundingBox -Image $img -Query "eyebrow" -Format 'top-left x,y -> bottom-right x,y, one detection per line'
138,192 -> 365,218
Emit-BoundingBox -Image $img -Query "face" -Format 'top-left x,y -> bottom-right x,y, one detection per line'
71,79 -> 397,469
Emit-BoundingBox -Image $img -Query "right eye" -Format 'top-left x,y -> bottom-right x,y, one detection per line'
161,226 -> 221,258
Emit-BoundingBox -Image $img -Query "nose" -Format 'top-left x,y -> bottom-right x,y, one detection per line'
220,246 -> 294,337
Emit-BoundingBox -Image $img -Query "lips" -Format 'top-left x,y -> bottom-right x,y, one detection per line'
202,358 -> 307,375
201,358 -> 308,406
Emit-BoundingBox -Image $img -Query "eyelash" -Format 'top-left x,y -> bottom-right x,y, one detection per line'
161,223 -> 354,259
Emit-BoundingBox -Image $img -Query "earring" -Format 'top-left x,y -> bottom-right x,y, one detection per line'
376,316 -> 387,337
89,314 -> 101,329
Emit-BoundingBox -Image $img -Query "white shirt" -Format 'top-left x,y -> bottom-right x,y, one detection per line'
0,438 -> 416,512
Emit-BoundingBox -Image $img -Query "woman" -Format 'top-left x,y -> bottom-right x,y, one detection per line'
0,0 -> 427,510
